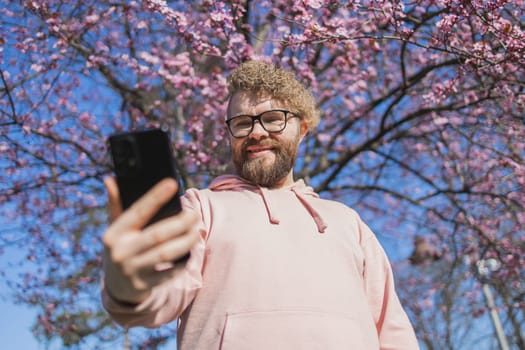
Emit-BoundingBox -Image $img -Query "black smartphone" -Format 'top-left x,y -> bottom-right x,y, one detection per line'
108,128 -> 189,263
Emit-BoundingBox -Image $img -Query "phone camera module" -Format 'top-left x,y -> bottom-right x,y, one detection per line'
113,137 -> 141,177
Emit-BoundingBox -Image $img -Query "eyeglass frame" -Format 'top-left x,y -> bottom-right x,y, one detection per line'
225,109 -> 300,138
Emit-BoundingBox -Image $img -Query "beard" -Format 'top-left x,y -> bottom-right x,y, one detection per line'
232,135 -> 300,188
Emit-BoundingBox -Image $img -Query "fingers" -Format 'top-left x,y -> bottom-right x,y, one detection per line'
111,210 -> 199,261
104,209 -> 200,296
102,177 -> 194,303
106,178 -> 179,241
129,226 -> 200,272
110,225 -> 200,299
141,209 -> 199,251
104,176 -> 122,222
102,223 -> 199,304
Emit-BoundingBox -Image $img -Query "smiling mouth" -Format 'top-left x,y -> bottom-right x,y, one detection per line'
245,145 -> 274,158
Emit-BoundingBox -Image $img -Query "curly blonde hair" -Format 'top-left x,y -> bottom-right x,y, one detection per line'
226,60 -> 320,131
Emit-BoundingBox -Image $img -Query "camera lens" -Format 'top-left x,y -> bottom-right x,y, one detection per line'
112,136 -> 140,177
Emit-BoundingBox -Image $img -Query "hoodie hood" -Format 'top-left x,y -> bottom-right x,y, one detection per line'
209,175 -> 327,233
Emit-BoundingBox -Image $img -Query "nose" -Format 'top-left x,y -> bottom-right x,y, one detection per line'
249,120 -> 268,138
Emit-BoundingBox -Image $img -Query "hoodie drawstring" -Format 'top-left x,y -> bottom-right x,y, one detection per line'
291,188 -> 328,234
257,186 -> 281,225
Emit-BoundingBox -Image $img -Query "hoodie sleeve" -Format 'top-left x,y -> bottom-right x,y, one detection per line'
101,189 -> 207,328
358,217 -> 420,350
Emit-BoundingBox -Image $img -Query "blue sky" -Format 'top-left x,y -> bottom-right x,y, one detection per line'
0,299 -> 41,349
0,246 -> 48,349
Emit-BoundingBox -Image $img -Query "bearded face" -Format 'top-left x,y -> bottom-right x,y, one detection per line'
227,91 -> 306,188
232,132 -> 301,187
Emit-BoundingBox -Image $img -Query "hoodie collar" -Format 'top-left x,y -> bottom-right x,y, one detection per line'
208,175 -> 327,233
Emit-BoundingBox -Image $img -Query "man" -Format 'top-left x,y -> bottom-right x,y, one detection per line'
102,60 -> 419,349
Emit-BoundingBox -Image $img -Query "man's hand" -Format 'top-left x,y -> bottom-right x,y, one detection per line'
102,177 -> 200,304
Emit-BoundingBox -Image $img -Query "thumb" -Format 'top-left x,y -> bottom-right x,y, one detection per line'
104,176 -> 122,222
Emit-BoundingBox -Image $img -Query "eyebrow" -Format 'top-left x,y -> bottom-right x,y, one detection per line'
230,108 -> 288,118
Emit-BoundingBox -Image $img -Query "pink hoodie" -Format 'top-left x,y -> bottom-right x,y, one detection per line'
102,175 -> 419,349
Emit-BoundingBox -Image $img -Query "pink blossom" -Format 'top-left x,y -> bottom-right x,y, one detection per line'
85,13 -> 100,24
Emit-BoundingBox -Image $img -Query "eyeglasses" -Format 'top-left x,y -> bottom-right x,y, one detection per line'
225,109 -> 299,138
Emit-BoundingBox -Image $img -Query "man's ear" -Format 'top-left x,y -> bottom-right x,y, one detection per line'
299,120 -> 309,141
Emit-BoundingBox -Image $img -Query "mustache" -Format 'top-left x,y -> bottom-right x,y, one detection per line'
242,139 -> 279,149
240,139 -> 281,158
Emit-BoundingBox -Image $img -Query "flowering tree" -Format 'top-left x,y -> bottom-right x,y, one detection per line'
1,0 -> 524,348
